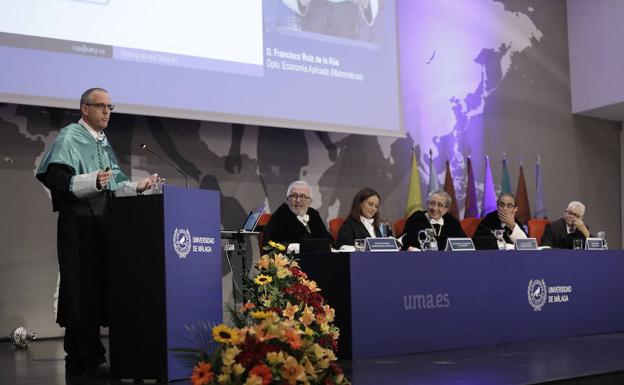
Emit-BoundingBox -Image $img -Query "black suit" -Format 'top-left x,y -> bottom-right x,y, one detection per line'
336,216 -> 382,248
541,218 -> 588,249
473,210 -> 526,249
401,211 -> 466,250
263,203 -> 334,247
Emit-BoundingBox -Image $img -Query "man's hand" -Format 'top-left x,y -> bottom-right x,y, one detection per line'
137,173 -> 160,193
96,169 -> 112,190
498,208 -> 517,229
573,218 -> 590,237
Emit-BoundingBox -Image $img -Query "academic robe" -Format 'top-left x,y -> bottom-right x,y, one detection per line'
336,216 -> 382,248
541,218 -> 589,249
473,210 -> 526,249
401,210 -> 466,250
263,203 -> 334,247
36,123 -> 130,328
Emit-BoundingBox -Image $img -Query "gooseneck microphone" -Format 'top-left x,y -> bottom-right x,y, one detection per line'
140,143 -> 189,188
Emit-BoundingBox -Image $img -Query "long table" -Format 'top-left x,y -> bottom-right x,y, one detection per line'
298,250 -> 624,359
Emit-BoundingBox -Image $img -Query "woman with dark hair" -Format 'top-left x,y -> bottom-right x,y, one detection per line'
336,187 -> 383,247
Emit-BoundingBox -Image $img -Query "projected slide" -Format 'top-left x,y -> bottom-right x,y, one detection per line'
0,0 -> 402,136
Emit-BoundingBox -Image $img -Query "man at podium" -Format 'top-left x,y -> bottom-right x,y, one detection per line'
35,88 -> 159,378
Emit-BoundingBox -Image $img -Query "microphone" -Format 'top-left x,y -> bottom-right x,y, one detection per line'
140,144 -> 189,188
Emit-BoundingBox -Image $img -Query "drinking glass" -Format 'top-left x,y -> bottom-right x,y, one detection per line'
573,238 -> 583,250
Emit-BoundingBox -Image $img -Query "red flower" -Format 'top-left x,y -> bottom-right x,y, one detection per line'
319,335 -> 338,352
249,364 -> 273,385
236,336 -> 280,369
290,267 -> 308,279
190,361 -> 214,385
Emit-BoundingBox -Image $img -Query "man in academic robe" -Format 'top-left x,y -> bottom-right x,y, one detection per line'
36,88 -> 159,378
541,201 -> 590,249
263,180 -> 334,252
401,190 -> 465,250
473,193 -> 527,249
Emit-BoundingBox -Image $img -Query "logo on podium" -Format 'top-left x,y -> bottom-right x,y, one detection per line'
527,279 -> 547,311
173,228 -> 192,258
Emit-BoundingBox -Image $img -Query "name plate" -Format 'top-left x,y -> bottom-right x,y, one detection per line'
365,237 -> 399,252
585,238 -> 605,250
445,238 -> 475,251
515,238 -> 538,250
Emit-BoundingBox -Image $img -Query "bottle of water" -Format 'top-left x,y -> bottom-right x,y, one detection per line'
597,231 -> 608,250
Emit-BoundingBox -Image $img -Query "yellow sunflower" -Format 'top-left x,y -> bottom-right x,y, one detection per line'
254,274 -> 273,286
268,240 -> 286,251
212,324 -> 240,344
250,310 -> 274,319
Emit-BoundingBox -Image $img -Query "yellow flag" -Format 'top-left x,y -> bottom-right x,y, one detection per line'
405,150 -> 423,217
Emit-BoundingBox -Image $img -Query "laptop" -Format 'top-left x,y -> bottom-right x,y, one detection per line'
221,203 -> 266,234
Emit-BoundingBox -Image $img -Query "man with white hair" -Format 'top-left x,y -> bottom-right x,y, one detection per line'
263,180 -> 334,250
541,201 -> 591,249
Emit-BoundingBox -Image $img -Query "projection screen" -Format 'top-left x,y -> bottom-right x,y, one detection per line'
0,0 -> 403,137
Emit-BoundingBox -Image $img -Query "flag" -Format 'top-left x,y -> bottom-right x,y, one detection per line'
515,165 -> 531,225
427,148 -> 439,194
444,160 -> 459,219
501,156 -> 512,195
481,156 -> 497,217
534,155 -> 547,218
464,155 -> 479,218
405,150 -> 423,217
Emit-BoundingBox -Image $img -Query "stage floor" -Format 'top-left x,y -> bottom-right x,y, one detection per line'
2,333 -> 624,385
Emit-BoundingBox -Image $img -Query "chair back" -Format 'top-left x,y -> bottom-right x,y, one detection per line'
393,218 -> 407,236
460,217 -> 481,237
257,213 -> 272,249
328,217 -> 346,242
528,218 -> 550,245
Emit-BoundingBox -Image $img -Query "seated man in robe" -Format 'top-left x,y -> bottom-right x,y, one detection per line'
473,193 -> 527,249
401,190 -> 465,250
541,201 -> 590,249
263,180 -> 334,252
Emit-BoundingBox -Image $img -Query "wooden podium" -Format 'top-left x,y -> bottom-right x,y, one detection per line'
106,186 -> 222,381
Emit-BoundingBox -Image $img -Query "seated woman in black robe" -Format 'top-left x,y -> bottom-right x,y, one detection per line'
336,187 -> 383,248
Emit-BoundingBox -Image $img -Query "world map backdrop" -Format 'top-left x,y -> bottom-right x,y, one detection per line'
0,0 -> 620,337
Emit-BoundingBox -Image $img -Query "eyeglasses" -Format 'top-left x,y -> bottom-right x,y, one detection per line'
288,194 -> 311,201
565,210 -> 581,219
427,201 -> 446,208
84,103 -> 115,111
498,202 -> 515,209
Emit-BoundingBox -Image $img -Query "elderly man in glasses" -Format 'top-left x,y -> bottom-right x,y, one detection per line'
263,180 -> 334,252
401,190 -> 465,250
473,193 -> 527,248
540,201 -> 591,249
36,88 -> 160,378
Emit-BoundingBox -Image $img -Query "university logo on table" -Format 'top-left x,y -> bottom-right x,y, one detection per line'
527,279 -> 547,311
173,228 -> 192,259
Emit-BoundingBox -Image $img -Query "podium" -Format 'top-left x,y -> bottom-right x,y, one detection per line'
106,185 -> 222,381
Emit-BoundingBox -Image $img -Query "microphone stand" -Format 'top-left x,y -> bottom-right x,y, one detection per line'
140,144 -> 189,188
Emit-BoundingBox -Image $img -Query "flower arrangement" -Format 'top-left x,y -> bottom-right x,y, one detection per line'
184,241 -> 349,385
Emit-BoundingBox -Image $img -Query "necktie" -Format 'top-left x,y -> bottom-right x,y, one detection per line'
433,223 -> 441,236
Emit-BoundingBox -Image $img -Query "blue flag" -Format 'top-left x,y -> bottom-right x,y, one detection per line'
501,157 -> 512,195
534,156 -> 547,218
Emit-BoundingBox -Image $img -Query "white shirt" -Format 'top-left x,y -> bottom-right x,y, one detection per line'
360,216 -> 376,238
